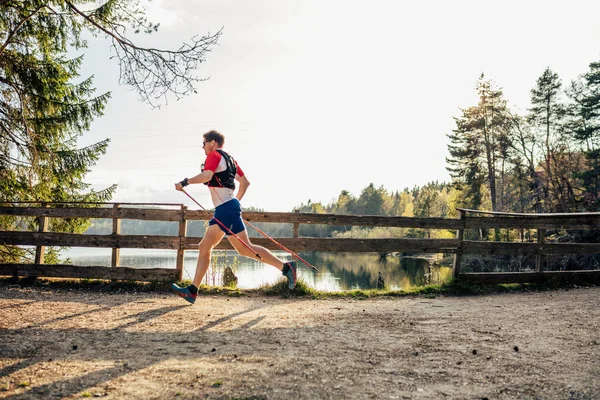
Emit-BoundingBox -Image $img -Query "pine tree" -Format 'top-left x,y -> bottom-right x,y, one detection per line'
475,75 -> 512,211
0,1 -> 220,262
447,75 -> 511,211
506,112 -> 544,212
446,112 -> 485,211
413,184 -> 441,239
356,183 -> 386,215
568,61 -> 600,210
528,67 -> 575,211
332,190 -> 354,215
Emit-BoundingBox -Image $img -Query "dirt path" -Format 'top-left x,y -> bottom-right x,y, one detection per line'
1,285 -> 599,399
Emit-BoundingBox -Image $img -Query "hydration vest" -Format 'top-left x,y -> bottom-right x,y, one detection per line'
204,150 -> 237,189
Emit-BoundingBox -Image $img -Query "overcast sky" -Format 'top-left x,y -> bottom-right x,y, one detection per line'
77,0 -> 600,211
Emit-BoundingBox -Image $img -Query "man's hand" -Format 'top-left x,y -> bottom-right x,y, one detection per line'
175,182 -> 184,191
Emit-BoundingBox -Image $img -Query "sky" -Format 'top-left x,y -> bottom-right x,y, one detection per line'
76,0 -> 600,212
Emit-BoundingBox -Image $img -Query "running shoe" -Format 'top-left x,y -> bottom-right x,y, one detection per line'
171,283 -> 197,304
283,261 -> 297,290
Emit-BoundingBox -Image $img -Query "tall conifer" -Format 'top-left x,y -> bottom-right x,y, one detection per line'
0,1 -> 220,262
568,61 -> 600,210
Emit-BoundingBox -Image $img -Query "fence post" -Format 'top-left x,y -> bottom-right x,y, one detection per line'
34,203 -> 49,265
452,209 -> 466,280
293,209 -> 300,239
536,228 -> 546,272
111,204 -> 121,268
176,205 -> 188,281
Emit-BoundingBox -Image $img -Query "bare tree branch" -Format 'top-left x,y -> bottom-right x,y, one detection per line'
64,0 -> 221,107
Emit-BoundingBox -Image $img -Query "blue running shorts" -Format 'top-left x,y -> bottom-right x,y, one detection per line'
209,198 -> 246,235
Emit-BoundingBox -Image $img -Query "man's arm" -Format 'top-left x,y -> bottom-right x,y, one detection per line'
235,174 -> 250,201
188,170 -> 214,184
175,170 -> 213,191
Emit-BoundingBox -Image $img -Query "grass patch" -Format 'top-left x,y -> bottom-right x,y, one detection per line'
255,278 -> 587,299
1,276 -> 595,299
261,278 -> 316,297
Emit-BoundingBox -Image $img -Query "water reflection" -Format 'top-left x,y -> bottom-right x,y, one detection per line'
303,253 -> 452,292
62,248 -> 452,292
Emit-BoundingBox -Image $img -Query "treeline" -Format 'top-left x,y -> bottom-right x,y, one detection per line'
447,62 -> 600,215
294,182 -> 456,239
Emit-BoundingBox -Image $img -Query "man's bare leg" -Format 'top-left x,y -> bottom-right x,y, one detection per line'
193,224 -> 226,287
227,228 -> 297,289
226,229 -> 285,270
172,224 -> 226,304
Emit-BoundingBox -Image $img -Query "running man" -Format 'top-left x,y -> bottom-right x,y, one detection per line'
172,130 -> 297,304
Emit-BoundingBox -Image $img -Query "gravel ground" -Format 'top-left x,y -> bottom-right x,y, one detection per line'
0,285 -> 599,399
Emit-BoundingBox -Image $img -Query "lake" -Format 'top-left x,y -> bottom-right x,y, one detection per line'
62,248 -> 452,292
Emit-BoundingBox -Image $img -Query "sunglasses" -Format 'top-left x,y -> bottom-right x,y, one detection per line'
202,141 -> 211,147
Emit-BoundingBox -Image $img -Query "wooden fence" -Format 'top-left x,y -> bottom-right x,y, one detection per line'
0,203 -> 599,284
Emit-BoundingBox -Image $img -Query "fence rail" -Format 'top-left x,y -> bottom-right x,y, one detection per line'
1,203 -> 599,284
